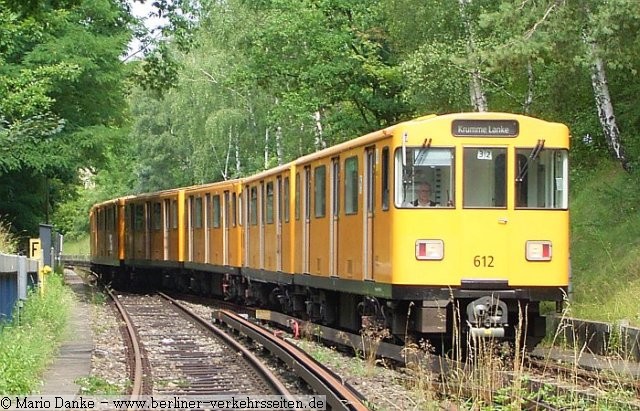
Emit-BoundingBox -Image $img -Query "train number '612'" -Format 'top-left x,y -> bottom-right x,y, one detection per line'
473,255 -> 494,267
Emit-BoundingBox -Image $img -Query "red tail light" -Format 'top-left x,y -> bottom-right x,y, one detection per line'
526,241 -> 552,261
415,240 -> 444,260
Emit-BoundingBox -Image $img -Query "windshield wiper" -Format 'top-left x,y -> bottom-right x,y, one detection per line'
516,139 -> 545,182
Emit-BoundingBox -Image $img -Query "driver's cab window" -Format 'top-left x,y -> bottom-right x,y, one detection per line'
395,148 -> 455,208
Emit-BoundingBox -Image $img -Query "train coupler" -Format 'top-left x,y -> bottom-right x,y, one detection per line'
466,296 -> 508,338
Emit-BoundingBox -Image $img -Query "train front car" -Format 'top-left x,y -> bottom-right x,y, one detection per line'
387,113 -> 569,348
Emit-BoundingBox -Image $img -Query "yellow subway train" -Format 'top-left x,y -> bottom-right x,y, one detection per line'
90,112 -> 570,347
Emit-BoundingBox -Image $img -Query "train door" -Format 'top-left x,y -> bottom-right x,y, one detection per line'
259,182 -> 265,269
243,186 -> 249,267
303,166 -> 311,273
204,193 -> 210,263
223,191 -> 229,265
145,202 -> 151,260
363,147 -> 375,280
275,177 -> 282,271
128,205 -> 135,259
163,199 -> 170,260
281,175 -> 292,273
338,155 -> 362,280
188,196 -> 194,261
330,158 -> 339,276
373,146 -> 392,282
461,146 -> 510,279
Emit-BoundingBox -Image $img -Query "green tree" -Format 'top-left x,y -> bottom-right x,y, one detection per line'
0,0 -> 133,235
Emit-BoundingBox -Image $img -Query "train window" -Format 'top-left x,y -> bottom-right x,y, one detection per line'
194,197 -> 203,228
152,202 -> 162,230
395,148 -> 455,208
283,177 -> 290,222
315,166 -> 326,218
515,148 -> 568,209
213,195 -> 221,228
463,147 -> 507,208
345,156 -> 358,214
134,204 -> 144,231
276,178 -> 281,222
105,210 -> 109,231
332,159 -> 340,217
382,147 -> 390,211
224,192 -> 230,227
235,192 -> 240,227
305,167 -> 311,220
206,194 -> 211,227
105,207 -> 111,230
126,205 -> 132,231
250,186 -> 258,225
164,199 -> 170,230
97,210 -> 103,231
171,200 -> 178,229
295,173 -> 300,220
266,182 -> 274,224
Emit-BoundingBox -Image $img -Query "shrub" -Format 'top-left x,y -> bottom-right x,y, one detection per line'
0,273 -> 71,393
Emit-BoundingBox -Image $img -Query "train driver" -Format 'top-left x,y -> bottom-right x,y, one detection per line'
412,182 -> 437,207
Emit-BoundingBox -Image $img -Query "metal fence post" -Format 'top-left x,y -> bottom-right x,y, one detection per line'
17,255 -> 26,300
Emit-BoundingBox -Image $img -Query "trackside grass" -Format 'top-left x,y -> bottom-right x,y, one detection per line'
62,234 -> 90,255
0,272 -> 72,394
569,161 -> 640,325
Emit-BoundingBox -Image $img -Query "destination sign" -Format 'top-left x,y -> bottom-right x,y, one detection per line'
452,119 -> 519,137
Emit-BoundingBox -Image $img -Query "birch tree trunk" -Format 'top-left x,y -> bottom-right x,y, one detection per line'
458,0 -> 488,112
275,126 -> 283,165
313,110 -> 326,151
264,127 -> 269,169
523,61 -> 534,114
233,125 -> 241,175
584,34 -> 629,171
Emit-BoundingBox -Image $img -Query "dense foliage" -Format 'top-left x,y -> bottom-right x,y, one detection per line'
0,0 -> 134,241
2,0 -> 640,243
118,0 -> 640,196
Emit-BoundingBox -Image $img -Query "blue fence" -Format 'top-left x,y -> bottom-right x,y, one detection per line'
0,254 -> 39,322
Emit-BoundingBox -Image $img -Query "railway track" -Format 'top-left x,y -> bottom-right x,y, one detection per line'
108,289 -> 370,410
108,290 -> 291,397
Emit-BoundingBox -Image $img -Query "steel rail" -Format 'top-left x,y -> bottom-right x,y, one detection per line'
106,288 -> 144,400
157,292 -> 294,398
213,308 -> 370,411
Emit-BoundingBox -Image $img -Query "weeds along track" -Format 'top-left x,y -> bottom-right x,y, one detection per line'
434,340 -> 640,409
164,294 -> 640,408
110,288 -> 640,409
521,354 -> 640,409
108,291 -> 291,397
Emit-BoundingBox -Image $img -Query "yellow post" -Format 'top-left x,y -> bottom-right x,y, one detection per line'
39,265 -> 52,295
